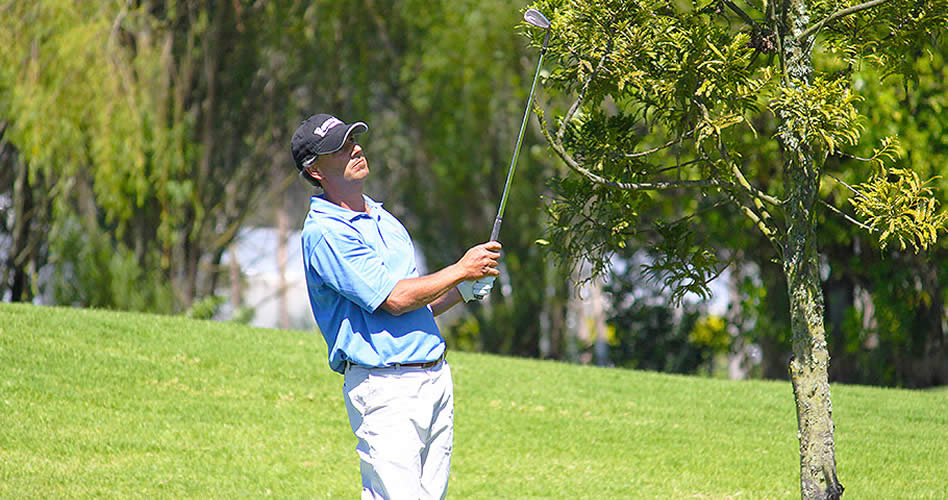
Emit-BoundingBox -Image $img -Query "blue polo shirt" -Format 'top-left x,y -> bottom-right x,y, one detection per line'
301,194 -> 445,374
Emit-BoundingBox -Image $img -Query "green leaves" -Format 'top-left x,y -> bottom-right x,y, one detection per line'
543,174 -> 647,278
641,222 -> 725,304
850,166 -> 947,251
770,76 -> 863,155
0,0 -> 300,310
533,0 -> 780,288
816,0 -> 948,81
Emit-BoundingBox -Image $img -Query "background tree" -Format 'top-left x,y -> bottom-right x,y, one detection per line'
528,0 -> 946,497
0,0 -> 578,357
0,0 -> 288,311
817,48 -> 948,387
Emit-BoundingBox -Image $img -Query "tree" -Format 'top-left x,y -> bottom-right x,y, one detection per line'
0,1 -> 304,312
528,0 -> 946,497
0,121 -> 51,304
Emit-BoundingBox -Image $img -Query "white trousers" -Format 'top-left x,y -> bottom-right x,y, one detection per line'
343,361 -> 454,500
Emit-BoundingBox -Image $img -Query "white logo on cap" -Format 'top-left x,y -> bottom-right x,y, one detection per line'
314,117 -> 344,137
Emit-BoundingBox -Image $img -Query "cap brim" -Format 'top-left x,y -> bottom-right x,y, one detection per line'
316,122 -> 368,155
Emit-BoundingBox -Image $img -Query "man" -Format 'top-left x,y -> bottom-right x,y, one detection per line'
290,113 -> 499,499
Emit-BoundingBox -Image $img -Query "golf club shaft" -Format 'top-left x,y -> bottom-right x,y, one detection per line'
490,30 -> 551,242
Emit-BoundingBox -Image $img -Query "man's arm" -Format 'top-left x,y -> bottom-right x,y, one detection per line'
380,241 -> 500,316
430,287 -> 463,316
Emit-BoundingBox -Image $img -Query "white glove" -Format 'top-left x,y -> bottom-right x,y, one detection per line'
472,276 -> 495,300
457,280 -> 476,302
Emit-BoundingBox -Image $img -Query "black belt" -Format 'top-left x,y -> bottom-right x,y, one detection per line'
346,350 -> 446,371
394,350 -> 446,369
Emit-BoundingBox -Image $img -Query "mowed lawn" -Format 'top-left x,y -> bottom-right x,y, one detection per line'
0,303 -> 945,499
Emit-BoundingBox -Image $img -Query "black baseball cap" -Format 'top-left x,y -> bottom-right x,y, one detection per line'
290,114 -> 368,172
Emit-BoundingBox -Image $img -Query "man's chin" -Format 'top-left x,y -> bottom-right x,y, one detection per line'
347,167 -> 369,182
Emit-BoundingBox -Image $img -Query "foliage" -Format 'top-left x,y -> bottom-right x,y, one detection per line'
816,0 -> 948,80
529,0 -> 946,292
641,222 -> 726,304
690,314 -> 730,353
699,46 -> 948,388
185,295 -> 226,320
850,166 -> 947,251
48,215 -> 175,312
0,0 -> 291,311
769,76 -> 862,155
815,46 -> 948,387
527,0 -> 948,384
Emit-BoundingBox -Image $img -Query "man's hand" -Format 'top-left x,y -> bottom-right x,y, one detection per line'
456,241 -> 501,281
454,241 -> 500,303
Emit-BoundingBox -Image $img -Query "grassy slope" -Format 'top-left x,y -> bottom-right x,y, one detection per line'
0,303 -> 944,499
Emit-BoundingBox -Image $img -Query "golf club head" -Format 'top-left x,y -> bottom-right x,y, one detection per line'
523,8 -> 550,29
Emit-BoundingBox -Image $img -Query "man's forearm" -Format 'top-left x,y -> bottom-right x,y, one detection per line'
431,287 -> 463,316
380,264 -> 464,316
381,240 -> 501,316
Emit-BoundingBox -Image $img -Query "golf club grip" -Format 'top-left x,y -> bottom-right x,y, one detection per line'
490,216 -> 503,242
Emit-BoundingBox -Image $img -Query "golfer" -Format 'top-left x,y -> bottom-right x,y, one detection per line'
291,114 -> 500,499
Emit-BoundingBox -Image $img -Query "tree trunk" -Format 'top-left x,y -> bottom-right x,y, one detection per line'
277,202 -> 290,329
9,143 -> 34,302
589,276 -> 610,366
779,0 -> 844,497
783,224 -> 844,500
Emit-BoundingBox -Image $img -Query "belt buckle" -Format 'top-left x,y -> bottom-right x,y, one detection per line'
426,351 -> 446,368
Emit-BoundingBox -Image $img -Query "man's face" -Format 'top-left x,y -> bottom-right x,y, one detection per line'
309,136 -> 368,186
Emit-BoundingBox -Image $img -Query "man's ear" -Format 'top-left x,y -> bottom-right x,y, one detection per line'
306,163 -> 324,183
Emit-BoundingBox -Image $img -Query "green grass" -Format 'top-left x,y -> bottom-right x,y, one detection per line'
1,303 -> 945,499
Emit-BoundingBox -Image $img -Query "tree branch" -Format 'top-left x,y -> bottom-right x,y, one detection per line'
820,200 -> 877,232
651,158 -> 703,175
625,129 -> 696,158
557,37 -> 614,143
722,0 -> 759,28
542,123 -> 721,192
716,143 -> 783,207
825,172 -> 860,195
697,144 -> 783,254
723,188 -> 783,256
799,0 -> 891,40
836,151 -> 873,162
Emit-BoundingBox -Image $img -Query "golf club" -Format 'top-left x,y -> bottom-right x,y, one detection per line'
489,7 -> 552,242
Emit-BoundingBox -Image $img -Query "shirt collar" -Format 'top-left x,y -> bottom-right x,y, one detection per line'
309,193 -> 383,222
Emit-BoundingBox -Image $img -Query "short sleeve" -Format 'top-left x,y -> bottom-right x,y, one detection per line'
308,223 -> 399,312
